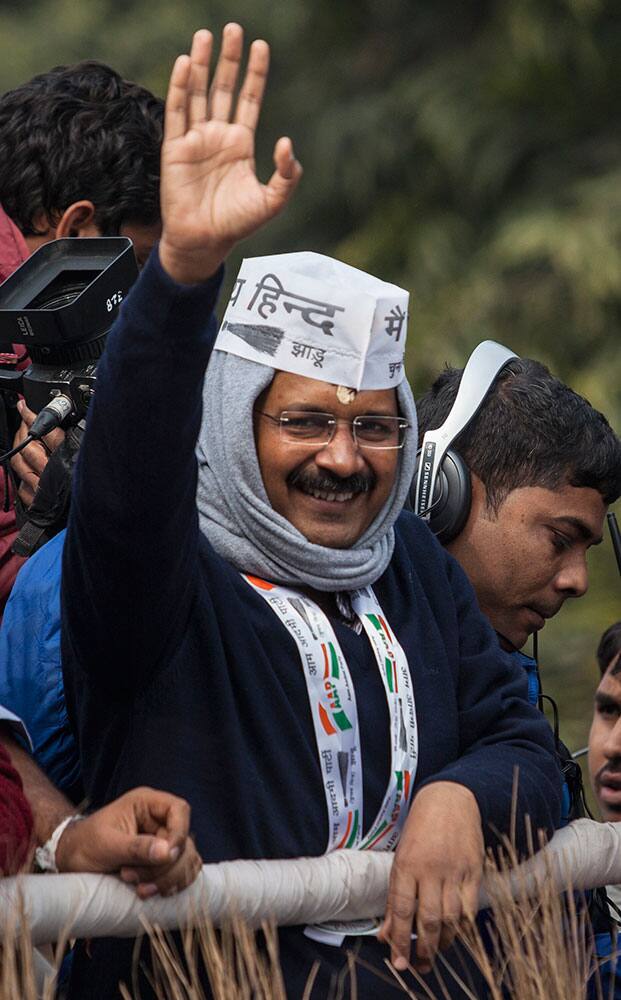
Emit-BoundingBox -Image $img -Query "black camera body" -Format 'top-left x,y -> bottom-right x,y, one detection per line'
15,359 -> 98,419
0,237 -> 138,420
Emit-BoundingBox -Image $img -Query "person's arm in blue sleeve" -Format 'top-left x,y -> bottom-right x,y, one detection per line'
61,25 -> 302,694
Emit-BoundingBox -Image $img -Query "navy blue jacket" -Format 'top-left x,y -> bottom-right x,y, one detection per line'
61,248 -> 563,998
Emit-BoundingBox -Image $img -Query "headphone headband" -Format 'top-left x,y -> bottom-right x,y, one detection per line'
414,340 -> 518,519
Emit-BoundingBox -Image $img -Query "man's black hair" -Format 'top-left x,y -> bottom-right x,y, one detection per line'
0,61 -> 163,235
598,621 -> 621,676
416,358 -> 621,511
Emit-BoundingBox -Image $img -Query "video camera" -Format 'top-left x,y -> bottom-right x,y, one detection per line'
0,237 -> 138,425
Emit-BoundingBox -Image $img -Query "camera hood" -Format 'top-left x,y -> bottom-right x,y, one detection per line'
0,237 -> 138,351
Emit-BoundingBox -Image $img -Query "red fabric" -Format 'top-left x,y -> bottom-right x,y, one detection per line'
0,205 -> 30,613
0,741 -> 33,873
0,204 -> 29,283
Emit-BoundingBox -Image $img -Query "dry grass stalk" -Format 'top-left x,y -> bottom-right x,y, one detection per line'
0,859 -> 617,999
124,916 -> 288,1000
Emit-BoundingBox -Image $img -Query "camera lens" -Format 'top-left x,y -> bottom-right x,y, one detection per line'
30,280 -> 92,311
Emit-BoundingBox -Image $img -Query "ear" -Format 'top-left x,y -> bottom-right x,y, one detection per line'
55,201 -> 101,238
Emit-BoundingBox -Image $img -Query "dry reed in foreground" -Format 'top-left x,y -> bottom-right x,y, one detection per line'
0,854 -> 617,1000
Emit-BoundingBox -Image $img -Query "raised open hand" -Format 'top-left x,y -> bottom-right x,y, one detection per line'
159,24 -> 302,284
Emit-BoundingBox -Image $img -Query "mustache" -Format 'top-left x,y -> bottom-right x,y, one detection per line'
595,758 -> 621,785
288,468 -> 376,496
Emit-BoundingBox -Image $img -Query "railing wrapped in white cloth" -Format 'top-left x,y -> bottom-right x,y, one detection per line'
0,818 -> 619,946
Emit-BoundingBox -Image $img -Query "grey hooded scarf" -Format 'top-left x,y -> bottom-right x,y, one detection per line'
196,350 -> 418,593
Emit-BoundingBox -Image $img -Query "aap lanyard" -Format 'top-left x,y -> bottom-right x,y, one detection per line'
244,576 -> 419,943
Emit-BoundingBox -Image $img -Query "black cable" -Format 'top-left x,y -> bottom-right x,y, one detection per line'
2,462 -> 9,514
0,396 -> 73,467
540,693 -> 560,743
0,433 -> 34,465
608,512 -> 621,578
0,397 -> 75,523
532,631 -> 545,713
530,631 -> 591,820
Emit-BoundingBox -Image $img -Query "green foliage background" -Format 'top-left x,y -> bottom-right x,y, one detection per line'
1,0 -> 619,767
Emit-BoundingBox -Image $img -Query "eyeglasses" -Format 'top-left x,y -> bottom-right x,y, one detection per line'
256,410 -> 410,450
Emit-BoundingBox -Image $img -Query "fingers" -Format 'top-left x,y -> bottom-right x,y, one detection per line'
10,422 -> 43,500
415,882 -> 443,971
17,481 -> 36,508
382,861 -> 417,971
439,883 -> 464,955
234,39 -> 269,131
209,22 -> 244,122
12,457 -> 37,506
10,406 -> 66,507
168,25 -> 269,134
131,787 -> 191,855
164,54 -> 192,142
120,837 -> 202,899
16,401 -> 36,429
58,811 -> 175,875
16,401 -> 65,454
382,872 -> 468,973
460,876 -> 480,927
165,29 -> 212,142
187,29 -> 212,128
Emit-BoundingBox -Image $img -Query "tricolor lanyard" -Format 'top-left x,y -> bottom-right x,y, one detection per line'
244,576 -> 418,854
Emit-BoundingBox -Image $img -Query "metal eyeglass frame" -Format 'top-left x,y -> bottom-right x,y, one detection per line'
256,410 -> 410,450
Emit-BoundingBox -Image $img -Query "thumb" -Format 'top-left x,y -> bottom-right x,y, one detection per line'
265,137 -> 302,214
101,829 -> 173,871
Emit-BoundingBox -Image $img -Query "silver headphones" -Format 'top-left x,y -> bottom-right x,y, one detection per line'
411,340 -> 519,542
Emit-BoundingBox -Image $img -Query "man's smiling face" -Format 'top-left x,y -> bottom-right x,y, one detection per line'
589,653 -> 621,821
254,372 -> 401,548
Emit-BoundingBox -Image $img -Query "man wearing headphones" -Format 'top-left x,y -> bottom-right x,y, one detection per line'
413,344 -> 621,824
413,345 -> 621,658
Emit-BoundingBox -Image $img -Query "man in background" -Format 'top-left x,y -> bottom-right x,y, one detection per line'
586,621 -> 621,999
0,58 -> 175,885
588,621 -> 621,822
0,59 -> 164,608
416,361 -> 620,655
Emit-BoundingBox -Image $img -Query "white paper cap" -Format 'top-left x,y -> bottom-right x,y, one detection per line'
215,252 -> 409,390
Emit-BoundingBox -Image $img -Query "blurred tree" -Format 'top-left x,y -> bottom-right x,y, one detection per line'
0,0 -> 619,755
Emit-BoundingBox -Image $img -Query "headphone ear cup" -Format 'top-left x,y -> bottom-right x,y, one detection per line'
409,448 -> 471,544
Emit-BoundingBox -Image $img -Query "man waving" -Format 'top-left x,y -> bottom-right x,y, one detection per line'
62,25 -> 562,998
